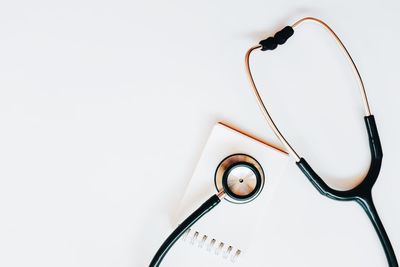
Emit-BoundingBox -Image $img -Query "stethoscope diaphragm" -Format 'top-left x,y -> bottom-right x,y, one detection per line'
214,154 -> 264,204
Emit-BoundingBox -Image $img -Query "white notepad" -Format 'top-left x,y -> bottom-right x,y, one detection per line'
162,122 -> 289,267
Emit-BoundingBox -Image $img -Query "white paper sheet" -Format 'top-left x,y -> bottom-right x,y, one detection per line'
162,123 -> 289,266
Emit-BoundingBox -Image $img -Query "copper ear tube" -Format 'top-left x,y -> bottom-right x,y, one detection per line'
245,17 -> 371,161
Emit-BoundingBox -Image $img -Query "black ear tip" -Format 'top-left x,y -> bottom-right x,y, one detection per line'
259,37 -> 277,51
282,26 -> 294,36
259,26 -> 294,51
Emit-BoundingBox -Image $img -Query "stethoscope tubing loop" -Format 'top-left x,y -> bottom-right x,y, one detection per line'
245,17 -> 398,267
245,17 -> 372,161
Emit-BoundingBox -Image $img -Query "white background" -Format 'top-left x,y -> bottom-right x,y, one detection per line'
0,0 -> 399,266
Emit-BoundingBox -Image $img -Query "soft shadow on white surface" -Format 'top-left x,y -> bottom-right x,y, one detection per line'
0,0 -> 399,267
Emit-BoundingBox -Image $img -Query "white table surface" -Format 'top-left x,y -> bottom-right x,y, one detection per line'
0,1 -> 399,266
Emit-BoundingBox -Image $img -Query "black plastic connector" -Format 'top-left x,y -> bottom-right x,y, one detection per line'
259,26 -> 294,51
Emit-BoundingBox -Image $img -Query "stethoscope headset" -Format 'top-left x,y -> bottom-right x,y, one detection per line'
150,17 -> 398,267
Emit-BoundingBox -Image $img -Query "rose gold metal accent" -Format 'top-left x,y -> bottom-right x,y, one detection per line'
215,154 -> 265,204
245,17 -> 372,162
217,190 -> 226,199
292,17 -> 371,116
245,45 -> 300,161
218,121 -> 288,155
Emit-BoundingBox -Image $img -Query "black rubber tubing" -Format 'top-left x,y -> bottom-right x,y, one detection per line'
296,115 -> 398,267
149,194 -> 221,267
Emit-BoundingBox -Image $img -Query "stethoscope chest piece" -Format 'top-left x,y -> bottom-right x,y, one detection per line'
215,154 -> 265,204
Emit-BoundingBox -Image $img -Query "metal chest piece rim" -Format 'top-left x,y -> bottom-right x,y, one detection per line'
214,154 -> 265,204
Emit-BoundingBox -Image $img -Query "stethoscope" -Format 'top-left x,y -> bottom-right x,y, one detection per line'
245,17 -> 397,267
150,17 -> 398,267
